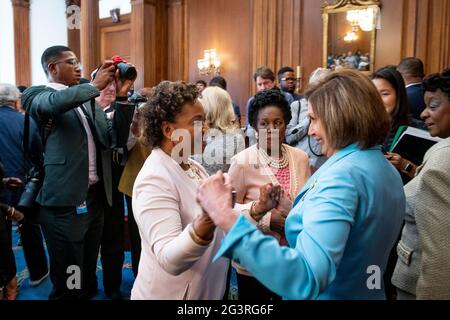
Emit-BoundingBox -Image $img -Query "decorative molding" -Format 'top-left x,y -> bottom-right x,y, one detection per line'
11,0 -> 30,8
322,0 -> 380,11
166,0 -> 182,6
131,0 -> 156,6
65,0 -> 80,7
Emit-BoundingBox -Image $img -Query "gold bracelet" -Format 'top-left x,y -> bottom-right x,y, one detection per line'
188,224 -> 212,246
250,201 -> 265,221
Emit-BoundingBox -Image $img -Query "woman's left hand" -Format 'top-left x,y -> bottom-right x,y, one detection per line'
197,171 -> 238,232
276,190 -> 293,216
385,152 -> 406,170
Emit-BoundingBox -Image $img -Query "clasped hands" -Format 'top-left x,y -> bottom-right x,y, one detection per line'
196,171 -> 292,234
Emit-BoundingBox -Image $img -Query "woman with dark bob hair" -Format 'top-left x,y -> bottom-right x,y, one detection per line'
371,66 -> 410,151
131,81 -> 229,300
227,89 -> 310,300
392,68 -> 450,300
197,70 -> 406,299
372,66 -> 425,182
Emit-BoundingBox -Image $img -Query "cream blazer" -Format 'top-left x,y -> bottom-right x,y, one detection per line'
392,137 -> 450,299
131,148 -> 229,300
228,144 -> 311,275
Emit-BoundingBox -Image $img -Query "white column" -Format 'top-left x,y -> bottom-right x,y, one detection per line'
30,0 -> 68,85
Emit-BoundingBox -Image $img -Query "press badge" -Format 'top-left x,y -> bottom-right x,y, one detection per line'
76,201 -> 88,215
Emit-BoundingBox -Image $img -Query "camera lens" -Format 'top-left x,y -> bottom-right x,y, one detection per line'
117,62 -> 137,81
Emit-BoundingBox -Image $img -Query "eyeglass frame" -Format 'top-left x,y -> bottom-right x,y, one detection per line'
280,77 -> 297,82
49,58 -> 81,68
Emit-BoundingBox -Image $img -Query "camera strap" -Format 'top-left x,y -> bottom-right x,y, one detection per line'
23,112 -> 52,178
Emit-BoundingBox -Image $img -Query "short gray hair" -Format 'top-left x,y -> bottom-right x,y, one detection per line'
0,83 -> 21,106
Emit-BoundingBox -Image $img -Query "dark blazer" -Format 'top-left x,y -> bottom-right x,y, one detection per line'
407,84 -> 426,121
22,83 -> 134,207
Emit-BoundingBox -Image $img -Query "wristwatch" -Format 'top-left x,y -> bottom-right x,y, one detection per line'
403,162 -> 414,173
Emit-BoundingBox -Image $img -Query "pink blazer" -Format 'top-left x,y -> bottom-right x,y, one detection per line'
131,148 -> 229,300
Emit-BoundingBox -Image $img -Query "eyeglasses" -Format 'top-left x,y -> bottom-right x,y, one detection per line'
51,58 -> 81,68
280,77 -> 296,82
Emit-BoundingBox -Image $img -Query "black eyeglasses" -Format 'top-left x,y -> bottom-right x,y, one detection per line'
51,58 -> 81,68
280,77 -> 296,82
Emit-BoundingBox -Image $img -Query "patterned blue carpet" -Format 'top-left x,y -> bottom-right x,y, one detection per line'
12,225 -> 135,300
12,225 -> 238,300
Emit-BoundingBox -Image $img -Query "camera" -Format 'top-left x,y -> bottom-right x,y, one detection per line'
112,55 -> 137,81
17,165 -> 42,213
128,91 -> 148,104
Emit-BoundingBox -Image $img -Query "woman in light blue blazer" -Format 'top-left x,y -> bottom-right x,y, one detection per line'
197,70 -> 406,300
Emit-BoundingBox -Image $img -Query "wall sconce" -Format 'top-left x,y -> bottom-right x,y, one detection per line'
344,31 -> 359,43
110,8 -> 120,23
197,49 -> 221,75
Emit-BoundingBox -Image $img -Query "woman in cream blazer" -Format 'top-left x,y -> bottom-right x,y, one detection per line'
392,69 -> 450,300
131,81 -> 228,300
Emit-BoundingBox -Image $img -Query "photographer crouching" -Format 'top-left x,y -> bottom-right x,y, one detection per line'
21,46 -> 136,300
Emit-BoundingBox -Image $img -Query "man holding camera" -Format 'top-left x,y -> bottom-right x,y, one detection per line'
22,45 -> 136,300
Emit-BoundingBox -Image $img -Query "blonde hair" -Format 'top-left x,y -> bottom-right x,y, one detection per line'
305,69 -> 390,150
198,86 -> 236,132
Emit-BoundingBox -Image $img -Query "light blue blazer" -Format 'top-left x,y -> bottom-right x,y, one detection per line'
215,143 -> 405,299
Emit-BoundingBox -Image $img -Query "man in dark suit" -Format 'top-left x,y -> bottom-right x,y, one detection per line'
22,45 -> 135,300
397,57 -> 426,121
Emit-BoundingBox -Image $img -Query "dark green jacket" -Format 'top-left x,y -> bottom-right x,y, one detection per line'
22,83 -> 134,207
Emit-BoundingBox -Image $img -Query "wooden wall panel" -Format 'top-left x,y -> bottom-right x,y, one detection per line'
276,0 -> 302,85
374,0 -> 404,70
100,23 -> 131,63
167,0 -> 187,81
251,0 -> 278,79
73,0 -> 449,107
399,0 -> 449,74
427,0 -> 450,73
80,0 -> 100,78
66,0 -> 81,59
187,0 -> 252,116
131,0 -> 167,90
401,0 -> 419,58
12,0 -> 31,86
300,0 -> 323,90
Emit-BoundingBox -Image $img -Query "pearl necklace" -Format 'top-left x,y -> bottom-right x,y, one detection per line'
258,145 -> 289,169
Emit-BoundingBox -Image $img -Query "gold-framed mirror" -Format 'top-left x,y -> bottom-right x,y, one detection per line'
322,0 -> 381,74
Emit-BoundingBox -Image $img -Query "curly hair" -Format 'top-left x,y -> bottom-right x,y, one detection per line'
248,89 -> 291,129
141,81 -> 199,148
423,68 -> 450,101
